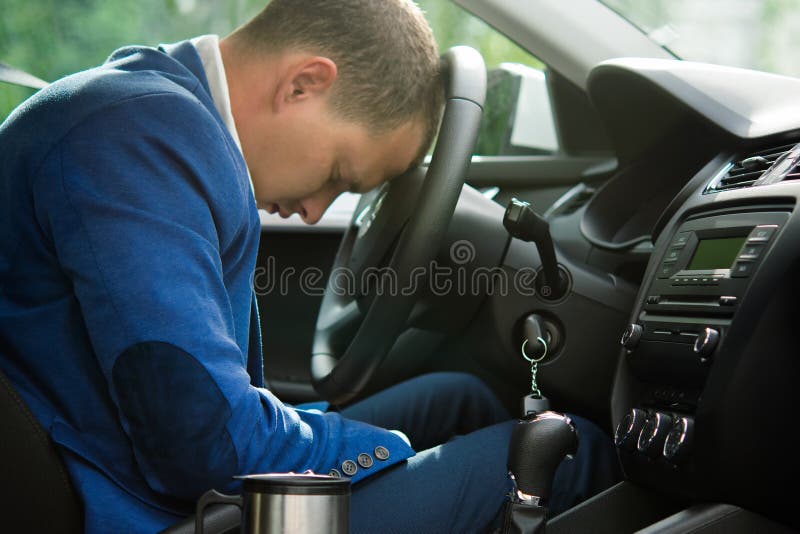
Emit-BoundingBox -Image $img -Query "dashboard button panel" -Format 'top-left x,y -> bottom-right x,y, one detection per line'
671,232 -> 690,248
731,260 -> 755,277
647,212 -> 787,313
663,248 -> 682,262
657,262 -> 676,278
737,243 -> 764,260
747,224 -> 778,242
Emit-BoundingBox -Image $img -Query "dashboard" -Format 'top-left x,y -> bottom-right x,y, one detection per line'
255,53 -> 800,529
583,58 -> 800,529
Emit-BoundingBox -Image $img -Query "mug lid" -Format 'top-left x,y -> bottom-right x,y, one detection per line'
235,473 -> 351,495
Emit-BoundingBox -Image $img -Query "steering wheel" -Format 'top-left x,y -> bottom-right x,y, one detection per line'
311,46 -> 486,405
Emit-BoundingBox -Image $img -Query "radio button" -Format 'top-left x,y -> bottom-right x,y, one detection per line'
670,232 -> 690,248
664,249 -> 682,262
694,327 -> 720,361
738,243 -> 763,260
731,261 -> 755,277
620,324 -> 643,351
657,262 -> 676,278
747,225 -> 777,242
719,296 -> 737,306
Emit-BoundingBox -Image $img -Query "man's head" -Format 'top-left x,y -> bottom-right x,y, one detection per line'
221,0 -> 443,224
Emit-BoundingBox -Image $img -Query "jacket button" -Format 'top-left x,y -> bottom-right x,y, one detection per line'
374,446 -> 390,461
357,453 -> 374,468
341,460 -> 358,476
328,469 -> 341,478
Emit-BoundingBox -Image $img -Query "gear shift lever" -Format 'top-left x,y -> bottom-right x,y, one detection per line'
509,412 -> 578,502
503,412 -> 578,533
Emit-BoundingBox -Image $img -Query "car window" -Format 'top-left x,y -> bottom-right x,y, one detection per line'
602,0 -> 800,78
1,0 -> 552,155
416,1 -> 557,156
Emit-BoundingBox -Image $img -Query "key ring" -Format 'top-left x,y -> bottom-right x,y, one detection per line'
521,337 -> 548,363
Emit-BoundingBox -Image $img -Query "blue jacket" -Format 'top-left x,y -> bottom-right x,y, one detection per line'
0,41 -> 414,532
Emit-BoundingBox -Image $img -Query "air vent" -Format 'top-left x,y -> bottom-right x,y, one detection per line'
706,143 -> 800,193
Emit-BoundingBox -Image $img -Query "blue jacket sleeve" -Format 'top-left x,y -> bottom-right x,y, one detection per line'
31,91 -> 415,501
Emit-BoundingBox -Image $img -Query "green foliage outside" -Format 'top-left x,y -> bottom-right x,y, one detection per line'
0,0 -> 541,120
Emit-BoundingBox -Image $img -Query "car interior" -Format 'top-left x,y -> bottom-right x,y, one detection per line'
2,0 -> 800,532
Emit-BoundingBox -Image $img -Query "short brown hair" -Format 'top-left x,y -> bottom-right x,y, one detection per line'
231,0 -> 443,163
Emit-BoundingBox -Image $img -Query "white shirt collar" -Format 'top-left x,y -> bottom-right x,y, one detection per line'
190,34 -> 253,190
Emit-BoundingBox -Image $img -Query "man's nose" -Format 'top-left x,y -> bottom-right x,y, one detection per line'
300,191 -> 339,225
301,206 -> 324,225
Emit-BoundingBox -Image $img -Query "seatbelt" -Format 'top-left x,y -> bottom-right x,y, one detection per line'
0,62 -> 48,89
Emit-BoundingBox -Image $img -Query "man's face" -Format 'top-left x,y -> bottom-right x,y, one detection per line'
244,98 -> 424,225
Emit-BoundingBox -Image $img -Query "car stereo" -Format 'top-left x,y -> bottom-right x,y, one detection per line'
644,210 -> 788,316
621,210 -> 789,392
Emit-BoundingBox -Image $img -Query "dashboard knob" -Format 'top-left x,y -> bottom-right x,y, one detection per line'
620,323 -> 643,351
663,416 -> 695,465
637,412 -> 673,458
614,408 -> 647,451
693,327 -> 720,361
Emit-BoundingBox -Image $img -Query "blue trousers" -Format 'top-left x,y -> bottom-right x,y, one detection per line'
336,373 -> 620,533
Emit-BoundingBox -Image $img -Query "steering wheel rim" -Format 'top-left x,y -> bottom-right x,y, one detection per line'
311,46 -> 486,405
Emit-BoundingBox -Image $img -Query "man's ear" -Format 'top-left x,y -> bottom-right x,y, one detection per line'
274,56 -> 337,111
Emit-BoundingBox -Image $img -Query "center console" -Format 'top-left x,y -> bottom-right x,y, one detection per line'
614,207 -> 790,482
553,197 -> 800,532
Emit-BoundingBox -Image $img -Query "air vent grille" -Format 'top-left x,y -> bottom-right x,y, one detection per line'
707,143 -> 800,192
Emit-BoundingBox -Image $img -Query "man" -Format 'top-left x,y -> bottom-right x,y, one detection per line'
0,1 -> 619,532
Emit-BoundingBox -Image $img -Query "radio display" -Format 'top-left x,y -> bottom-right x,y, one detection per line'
687,236 -> 747,270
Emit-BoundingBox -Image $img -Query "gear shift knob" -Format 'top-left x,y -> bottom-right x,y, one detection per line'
508,411 -> 578,504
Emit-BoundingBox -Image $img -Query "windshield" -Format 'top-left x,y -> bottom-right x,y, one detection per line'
602,0 -> 800,78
